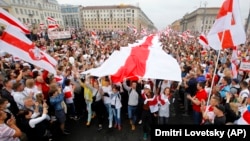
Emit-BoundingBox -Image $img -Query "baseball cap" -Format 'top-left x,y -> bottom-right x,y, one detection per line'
23,63 -> 31,68
144,84 -> 151,89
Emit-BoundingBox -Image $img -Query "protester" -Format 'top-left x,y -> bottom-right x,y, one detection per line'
0,22 -> 249,141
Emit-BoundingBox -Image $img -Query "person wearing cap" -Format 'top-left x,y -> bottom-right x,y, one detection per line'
213,104 -> 226,125
141,84 -> 158,140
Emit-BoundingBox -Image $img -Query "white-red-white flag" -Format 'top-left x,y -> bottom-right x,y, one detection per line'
47,17 -> 59,31
0,26 -> 57,74
0,8 -> 30,34
198,34 -> 210,49
88,35 -> 181,83
47,17 -> 57,24
91,31 -> 97,38
142,92 -> 159,113
236,108 -> 250,125
207,0 -> 246,50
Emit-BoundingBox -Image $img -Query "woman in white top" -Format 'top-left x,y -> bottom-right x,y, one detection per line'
110,85 -> 122,130
158,87 -> 171,125
101,78 -> 113,128
24,78 -> 41,100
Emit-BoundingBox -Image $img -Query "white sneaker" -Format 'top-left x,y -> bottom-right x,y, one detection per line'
138,120 -> 142,125
108,124 -> 112,128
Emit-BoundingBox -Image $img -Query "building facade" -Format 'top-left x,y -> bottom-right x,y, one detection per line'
1,0 -> 63,29
81,4 -> 155,31
180,7 -> 220,33
171,19 -> 181,32
61,4 -> 82,29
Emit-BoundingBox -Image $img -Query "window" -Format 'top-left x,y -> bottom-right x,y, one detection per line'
15,8 -> 19,14
36,11 -> 38,16
20,9 -> 23,14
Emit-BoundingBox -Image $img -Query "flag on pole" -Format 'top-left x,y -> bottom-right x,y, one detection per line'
207,0 -> 246,50
198,34 -> 210,49
0,8 -> 30,34
0,26 -> 57,74
47,17 -> 59,31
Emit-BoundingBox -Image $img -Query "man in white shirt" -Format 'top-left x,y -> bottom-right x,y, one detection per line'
11,82 -> 29,110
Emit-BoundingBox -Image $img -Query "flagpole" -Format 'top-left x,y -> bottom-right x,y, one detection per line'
206,30 -> 225,107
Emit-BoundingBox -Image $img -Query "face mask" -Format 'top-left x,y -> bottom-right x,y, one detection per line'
6,103 -> 11,108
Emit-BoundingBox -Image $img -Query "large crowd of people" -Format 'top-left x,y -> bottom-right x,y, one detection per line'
0,27 -> 249,141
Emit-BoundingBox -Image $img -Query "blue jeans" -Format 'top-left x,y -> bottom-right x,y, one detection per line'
105,103 -> 113,125
128,105 -> 137,125
193,111 -> 202,125
86,101 -> 92,122
112,108 -> 121,125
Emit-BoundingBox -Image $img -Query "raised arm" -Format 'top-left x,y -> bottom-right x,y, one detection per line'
122,79 -> 131,91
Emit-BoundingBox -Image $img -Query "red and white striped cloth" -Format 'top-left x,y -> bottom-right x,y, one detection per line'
86,35 -> 181,83
198,34 -> 210,49
0,8 -> 30,34
0,26 -> 57,75
47,17 -> 59,31
237,107 -> 250,125
207,0 -> 246,50
141,92 -> 158,113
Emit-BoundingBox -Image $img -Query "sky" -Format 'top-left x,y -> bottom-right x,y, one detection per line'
58,0 -> 249,30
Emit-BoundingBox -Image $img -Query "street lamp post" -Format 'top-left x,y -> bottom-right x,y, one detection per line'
201,1 -> 207,33
28,13 -> 34,40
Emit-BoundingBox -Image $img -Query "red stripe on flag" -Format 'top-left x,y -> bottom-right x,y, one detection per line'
217,0 -> 233,19
0,13 -> 30,34
1,32 -> 55,67
110,35 -> 154,83
148,96 -> 158,106
199,35 -> 208,45
218,30 -> 234,49
243,110 -> 250,124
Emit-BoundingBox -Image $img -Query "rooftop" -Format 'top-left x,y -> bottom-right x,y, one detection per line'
81,4 -> 139,10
